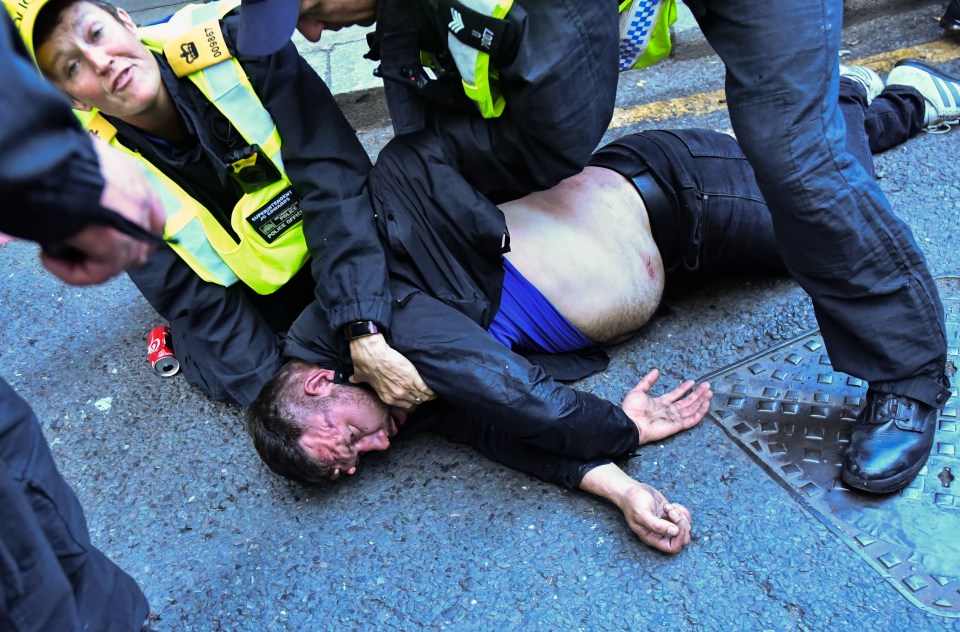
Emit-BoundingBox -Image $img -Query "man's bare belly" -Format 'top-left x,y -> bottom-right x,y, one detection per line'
499,166 -> 665,345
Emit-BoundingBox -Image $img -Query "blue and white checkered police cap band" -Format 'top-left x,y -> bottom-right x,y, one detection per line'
619,0 -> 659,71
237,0 -> 301,56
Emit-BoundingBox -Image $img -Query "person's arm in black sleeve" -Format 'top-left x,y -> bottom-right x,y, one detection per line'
226,15 -> 387,332
426,0 -> 620,196
422,405 -> 694,553
421,402 -> 613,489
224,14 -> 436,405
127,248 -> 284,407
387,292 -> 641,460
0,16 -> 105,242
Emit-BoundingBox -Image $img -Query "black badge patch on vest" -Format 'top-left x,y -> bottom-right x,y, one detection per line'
246,188 -> 302,243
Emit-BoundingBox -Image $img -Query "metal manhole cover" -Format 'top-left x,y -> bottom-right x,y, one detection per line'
699,277 -> 960,618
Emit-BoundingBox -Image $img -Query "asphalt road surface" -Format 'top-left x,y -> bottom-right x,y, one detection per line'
1,2 -> 959,630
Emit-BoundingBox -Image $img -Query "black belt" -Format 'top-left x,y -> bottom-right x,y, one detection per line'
630,171 -> 681,270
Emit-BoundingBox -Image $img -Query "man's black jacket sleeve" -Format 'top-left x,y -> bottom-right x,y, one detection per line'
418,402 -> 614,490
385,292 -> 639,462
0,15 -> 105,242
232,18 -> 388,332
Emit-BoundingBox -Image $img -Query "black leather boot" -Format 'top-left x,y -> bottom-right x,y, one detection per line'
841,392 -> 938,493
942,0 -> 960,30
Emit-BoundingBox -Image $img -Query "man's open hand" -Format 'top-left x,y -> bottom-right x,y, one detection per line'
622,369 -> 712,445
349,333 -> 436,410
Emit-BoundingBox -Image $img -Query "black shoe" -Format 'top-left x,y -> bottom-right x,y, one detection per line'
943,0 -> 960,30
841,392 -> 938,493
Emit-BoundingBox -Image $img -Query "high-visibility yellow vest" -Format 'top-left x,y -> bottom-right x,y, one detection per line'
86,0 -> 308,294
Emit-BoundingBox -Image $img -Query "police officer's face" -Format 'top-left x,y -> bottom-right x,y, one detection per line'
295,0 -> 377,42
36,2 -> 163,121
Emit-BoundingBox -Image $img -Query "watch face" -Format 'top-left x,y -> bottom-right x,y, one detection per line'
345,321 -> 379,339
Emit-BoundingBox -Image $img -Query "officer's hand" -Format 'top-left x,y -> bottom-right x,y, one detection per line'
42,138 -> 165,286
348,334 -> 436,410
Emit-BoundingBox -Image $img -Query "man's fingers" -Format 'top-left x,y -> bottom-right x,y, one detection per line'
665,503 -> 692,526
628,368 -> 660,397
662,378 -> 696,402
674,383 -> 712,414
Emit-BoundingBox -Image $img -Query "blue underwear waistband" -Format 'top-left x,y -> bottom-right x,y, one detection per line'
488,257 -> 594,354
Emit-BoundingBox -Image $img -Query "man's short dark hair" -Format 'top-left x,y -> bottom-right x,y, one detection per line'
34,0 -> 124,54
245,360 -> 336,485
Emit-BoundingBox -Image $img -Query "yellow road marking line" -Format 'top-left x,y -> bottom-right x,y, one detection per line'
609,39 -> 960,130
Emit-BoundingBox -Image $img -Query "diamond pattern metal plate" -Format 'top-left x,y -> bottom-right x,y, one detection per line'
699,277 -> 960,618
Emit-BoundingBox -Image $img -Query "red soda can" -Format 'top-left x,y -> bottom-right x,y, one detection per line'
147,325 -> 180,377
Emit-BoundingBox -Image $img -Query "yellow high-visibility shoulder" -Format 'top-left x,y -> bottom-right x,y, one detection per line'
163,18 -> 233,78
445,0 -> 513,118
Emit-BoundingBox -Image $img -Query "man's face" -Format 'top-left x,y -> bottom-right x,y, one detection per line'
296,0 -> 377,42
35,2 -> 162,120
300,383 -> 407,477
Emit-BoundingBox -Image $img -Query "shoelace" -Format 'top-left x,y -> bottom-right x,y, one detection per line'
872,395 -> 914,425
923,120 -> 958,134
921,98 -> 960,134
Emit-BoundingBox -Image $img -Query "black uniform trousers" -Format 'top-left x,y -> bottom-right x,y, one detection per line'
588,79 -> 929,292
0,380 -> 147,631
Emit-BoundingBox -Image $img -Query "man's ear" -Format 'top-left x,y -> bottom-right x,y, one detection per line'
303,367 -> 337,397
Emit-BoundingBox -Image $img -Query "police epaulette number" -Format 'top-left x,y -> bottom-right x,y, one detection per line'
163,18 -> 233,78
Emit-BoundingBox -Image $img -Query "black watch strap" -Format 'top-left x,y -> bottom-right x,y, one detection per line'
344,320 -> 380,340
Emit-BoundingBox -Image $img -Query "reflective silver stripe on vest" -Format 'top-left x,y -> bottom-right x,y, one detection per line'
203,61 -> 285,172
141,168 -> 239,285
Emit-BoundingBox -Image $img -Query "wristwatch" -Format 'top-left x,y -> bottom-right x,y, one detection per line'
343,320 -> 380,340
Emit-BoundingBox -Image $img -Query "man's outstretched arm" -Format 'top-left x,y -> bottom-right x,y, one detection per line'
580,463 -> 693,554
425,390 -> 699,554
389,292 -> 712,460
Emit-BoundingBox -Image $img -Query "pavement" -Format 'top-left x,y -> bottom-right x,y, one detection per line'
3,0 -> 960,630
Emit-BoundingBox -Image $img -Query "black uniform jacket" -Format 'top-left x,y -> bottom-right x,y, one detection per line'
1,16 -> 113,244
370,0 -> 620,199
118,11 -> 374,406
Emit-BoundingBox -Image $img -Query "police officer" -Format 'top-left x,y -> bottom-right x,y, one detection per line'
1,8 -> 162,629
13,0 -> 383,408
681,0 -> 950,494
238,0 -> 619,195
